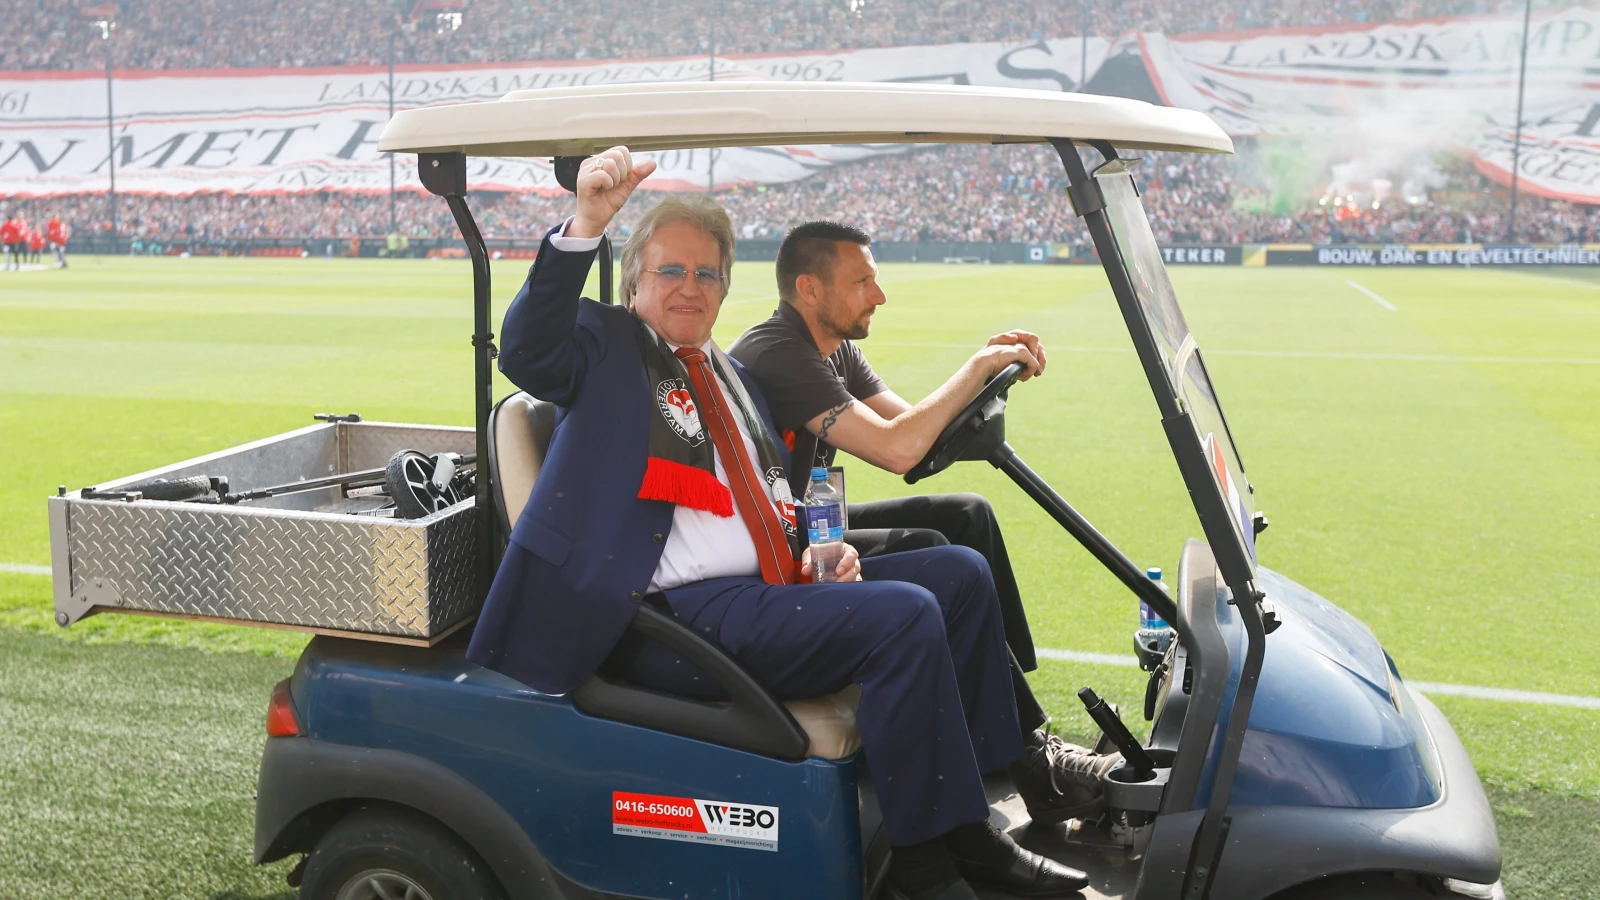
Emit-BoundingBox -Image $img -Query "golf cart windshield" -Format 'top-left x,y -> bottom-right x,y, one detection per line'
1094,160 -> 1258,573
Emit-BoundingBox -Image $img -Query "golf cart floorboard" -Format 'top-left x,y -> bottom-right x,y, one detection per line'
980,775 -> 1141,900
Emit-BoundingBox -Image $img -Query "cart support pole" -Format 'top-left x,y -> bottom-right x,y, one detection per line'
419,152 -> 496,598
990,443 -> 1177,624
1050,137 -> 1273,899
1183,593 -> 1267,899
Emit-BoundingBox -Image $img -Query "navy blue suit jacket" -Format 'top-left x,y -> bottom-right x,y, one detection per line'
466,231 -> 788,695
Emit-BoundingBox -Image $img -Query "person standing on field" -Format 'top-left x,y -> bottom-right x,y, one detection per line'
0,215 -> 21,270
47,215 -> 68,268
27,228 -> 45,265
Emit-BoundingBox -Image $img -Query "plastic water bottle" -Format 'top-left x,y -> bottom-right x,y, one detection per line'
1136,567 -> 1174,656
803,467 -> 846,583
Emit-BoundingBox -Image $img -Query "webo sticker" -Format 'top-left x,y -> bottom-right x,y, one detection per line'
612,791 -> 779,852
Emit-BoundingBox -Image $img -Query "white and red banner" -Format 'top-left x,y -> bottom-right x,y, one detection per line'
6,12 -> 1595,204
0,38 -> 1107,197
1136,7 -> 1600,203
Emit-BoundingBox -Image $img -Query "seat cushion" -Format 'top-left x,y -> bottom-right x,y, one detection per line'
784,685 -> 861,760
492,392 -> 558,528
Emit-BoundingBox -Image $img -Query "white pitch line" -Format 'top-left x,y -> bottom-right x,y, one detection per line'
1212,348 -> 1600,365
1037,647 -> 1140,668
1036,647 -> 1600,711
5,556 -> 1592,710
1346,279 -> 1397,310
1406,681 -> 1600,711
871,342 -> 1600,365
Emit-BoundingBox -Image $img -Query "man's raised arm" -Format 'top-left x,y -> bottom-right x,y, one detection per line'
809,331 -> 1045,475
497,147 -> 656,406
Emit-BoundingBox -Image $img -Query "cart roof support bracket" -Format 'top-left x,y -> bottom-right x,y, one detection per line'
418,152 -> 468,197
1066,180 -> 1105,218
1048,139 -> 1107,218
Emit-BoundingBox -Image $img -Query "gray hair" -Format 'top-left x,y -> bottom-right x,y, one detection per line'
619,195 -> 735,303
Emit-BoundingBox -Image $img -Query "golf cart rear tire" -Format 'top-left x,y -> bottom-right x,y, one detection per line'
299,803 -> 507,900
1269,873 -> 1436,899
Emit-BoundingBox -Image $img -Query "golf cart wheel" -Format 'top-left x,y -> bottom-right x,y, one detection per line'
385,450 -> 461,519
299,804 -> 505,900
1269,873 -> 1435,899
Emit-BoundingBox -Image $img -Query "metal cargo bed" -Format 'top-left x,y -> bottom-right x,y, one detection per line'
48,420 -> 481,646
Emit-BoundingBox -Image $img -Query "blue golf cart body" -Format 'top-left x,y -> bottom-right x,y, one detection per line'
55,83 -> 1503,900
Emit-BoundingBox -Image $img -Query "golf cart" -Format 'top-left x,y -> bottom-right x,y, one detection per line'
47,81 -> 1502,900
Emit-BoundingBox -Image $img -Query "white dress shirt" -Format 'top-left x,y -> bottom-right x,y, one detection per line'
547,218 -> 767,593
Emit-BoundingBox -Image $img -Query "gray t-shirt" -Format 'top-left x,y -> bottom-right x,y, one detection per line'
729,303 -> 887,498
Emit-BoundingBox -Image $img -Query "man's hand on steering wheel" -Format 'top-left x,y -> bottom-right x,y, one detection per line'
972,330 -> 1045,382
986,329 -> 1048,375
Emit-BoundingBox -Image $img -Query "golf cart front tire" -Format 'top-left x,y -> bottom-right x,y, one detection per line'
300,803 -> 507,900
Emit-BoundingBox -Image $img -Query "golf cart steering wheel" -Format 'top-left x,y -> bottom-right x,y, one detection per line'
904,362 -> 1026,485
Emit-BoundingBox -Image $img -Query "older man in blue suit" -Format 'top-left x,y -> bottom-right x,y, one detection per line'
466,147 -> 1087,900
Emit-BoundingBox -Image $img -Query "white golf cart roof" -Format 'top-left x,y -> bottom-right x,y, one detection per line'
377,80 -> 1234,157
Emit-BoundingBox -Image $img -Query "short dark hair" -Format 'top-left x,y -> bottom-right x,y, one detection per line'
775,221 -> 872,303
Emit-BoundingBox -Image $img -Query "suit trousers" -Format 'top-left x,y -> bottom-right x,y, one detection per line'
844,492 -> 1047,736
618,546 -> 1024,847
846,493 -> 1036,671
844,521 -> 1047,737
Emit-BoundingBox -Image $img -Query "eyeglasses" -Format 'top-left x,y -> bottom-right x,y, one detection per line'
643,265 -> 727,292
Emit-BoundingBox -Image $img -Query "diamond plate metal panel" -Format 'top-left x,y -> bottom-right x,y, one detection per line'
65,499 -> 479,637
341,422 -> 474,471
56,421 -> 483,639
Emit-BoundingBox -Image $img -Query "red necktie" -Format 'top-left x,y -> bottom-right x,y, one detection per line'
675,348 -> 796,585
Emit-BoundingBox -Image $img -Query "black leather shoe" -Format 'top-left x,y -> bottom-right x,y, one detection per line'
947,822 -> 1089,897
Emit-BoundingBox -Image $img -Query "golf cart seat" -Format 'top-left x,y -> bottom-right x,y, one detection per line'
488,391 -> 862,761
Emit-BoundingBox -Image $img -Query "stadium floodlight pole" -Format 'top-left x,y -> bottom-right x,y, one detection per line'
1507,0 -> 1532,244
99,17 -> 118,251
1080,0 -> 1088,91
707,17 -> 717,192
389,30 -> 398,237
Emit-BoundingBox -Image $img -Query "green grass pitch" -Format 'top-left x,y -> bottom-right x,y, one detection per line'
1,256 -> 1597,898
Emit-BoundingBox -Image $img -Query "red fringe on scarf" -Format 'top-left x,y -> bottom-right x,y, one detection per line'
638,457 -> 734,517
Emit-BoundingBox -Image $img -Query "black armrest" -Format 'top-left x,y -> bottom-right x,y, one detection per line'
570,605 -> 810,761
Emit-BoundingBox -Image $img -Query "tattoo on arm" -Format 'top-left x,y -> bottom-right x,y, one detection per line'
817,401 -> 852,442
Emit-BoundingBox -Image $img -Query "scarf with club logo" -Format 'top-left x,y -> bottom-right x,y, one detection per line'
633,315 -> 800,550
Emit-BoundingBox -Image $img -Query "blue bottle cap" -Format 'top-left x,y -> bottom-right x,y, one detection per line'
1146,567 -> 1163,580
811,467 -> 830,480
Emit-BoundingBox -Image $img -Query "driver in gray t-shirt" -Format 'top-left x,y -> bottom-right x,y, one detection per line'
731,222 -> 1117,827
728,300 -> 887,500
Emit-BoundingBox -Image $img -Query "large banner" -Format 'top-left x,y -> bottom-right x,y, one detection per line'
1137,7 -> 1600,203
1273,243 -> 1600,266
0,38 -> 1106,197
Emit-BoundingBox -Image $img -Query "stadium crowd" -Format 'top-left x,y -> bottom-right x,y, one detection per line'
7,145 -> 1595,251
10,2 -> 1590,252
8,0 -> 1518,72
